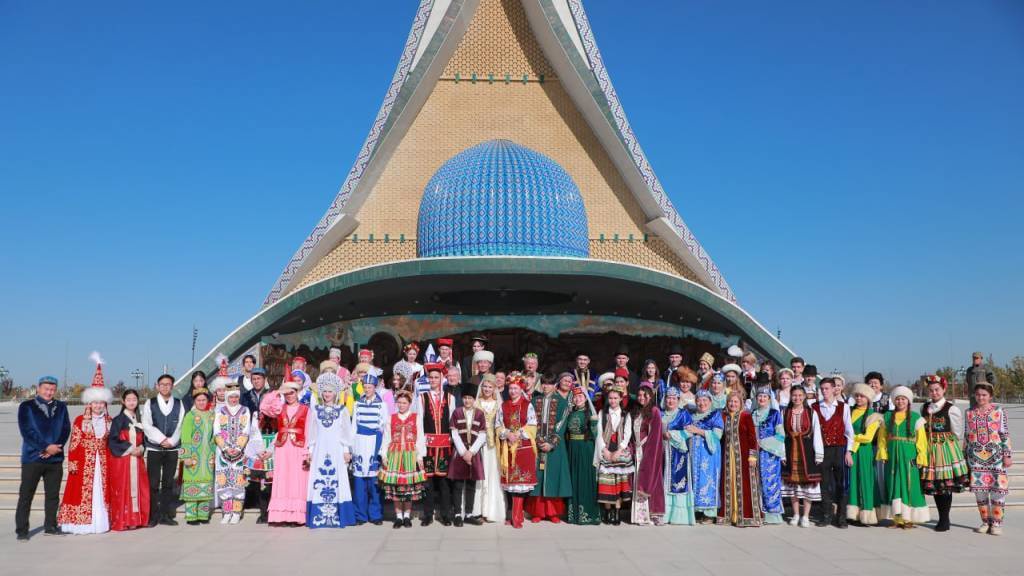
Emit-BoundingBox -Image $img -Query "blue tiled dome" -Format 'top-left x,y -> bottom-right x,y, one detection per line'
417,140 -> 589,258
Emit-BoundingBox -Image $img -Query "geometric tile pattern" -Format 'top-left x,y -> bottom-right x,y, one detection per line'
417,139 -> 589,258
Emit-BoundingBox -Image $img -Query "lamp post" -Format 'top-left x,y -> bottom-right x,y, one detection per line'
130,368 -> 144,391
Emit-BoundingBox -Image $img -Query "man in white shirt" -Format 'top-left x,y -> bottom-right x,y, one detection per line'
813,377 -> 854,528
142,374 -> 184,526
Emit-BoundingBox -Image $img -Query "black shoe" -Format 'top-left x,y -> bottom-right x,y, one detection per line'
370,519 -> 383,526
934,521 -> 950,532
393,519 -> 403,529
441,516 -> 452,527
256,515 -> 267,525
403,517 -> 412,528
43,527 -> 65,536
356,520 -> 366,526
453,517 -> 463,527
465,516 -> 483,526
16,533 -> 29,542
187,520 -> 200,526
147,520 -> 159,528
159,518 -> 178,526
611,511 -> 621,526
815,517 -> 831,528
421,516 -> 433,527
837,520 -> 849,529
200,518 -> 211,525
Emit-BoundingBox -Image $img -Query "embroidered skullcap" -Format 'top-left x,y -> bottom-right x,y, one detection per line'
696,389 -> 713,399
251,367 -> 266,376
38,375 -> 58,386
191,387 -> 210,400
699,352 -> 715,367
316,372 -> 342,396
891,385 -> 914,403
755,386 -> 773,398
665,386 -> 681,399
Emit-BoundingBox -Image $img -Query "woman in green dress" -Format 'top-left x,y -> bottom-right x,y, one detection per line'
847,383 -> 882,525
877,385 -> 929,528
565,385 -> 601,525
179,387 -> 215,525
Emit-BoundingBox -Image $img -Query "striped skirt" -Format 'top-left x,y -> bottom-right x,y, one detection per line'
379,447 -> 426,502
922,432 -> 970,495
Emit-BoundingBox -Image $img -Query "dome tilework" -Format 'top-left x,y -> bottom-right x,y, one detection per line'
417,140 -> 589,258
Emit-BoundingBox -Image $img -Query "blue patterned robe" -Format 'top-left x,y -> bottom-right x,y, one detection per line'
753,407 -> 785,523
691,409 -> 724,515
662,408 -> 695,524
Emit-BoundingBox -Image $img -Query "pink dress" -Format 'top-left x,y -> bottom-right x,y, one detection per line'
267,403 -> 310,523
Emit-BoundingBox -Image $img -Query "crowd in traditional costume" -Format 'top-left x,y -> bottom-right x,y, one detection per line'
13,343 -> 1013,543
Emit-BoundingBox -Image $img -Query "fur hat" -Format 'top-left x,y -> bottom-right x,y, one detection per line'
727,345 -> 743,359
891,385 -> 914,403
279,379 -> 302,393
319,359 -> 340,374
851,383 -> 874,400
675,366 -> 699,385
82,351 -> 113,404
721,363 -> 741,376
473,350 -> 495,364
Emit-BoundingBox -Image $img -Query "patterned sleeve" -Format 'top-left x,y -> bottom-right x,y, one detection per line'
1000,408 -> 1012,460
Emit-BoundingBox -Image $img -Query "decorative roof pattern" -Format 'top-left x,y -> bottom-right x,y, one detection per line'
417,140 -> 589,258
563,0 -> 735,302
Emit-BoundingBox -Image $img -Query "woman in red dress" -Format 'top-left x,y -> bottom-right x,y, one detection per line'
107,389 -> 151,530
718,391 -> 764,527
496,374 -> 537,528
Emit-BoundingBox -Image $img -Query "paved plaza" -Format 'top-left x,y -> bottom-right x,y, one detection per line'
2,403 -> 1023,576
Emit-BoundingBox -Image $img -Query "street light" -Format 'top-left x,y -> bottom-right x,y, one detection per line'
130,369 -> 144,390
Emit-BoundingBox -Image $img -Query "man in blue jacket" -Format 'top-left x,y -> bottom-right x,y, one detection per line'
16,376 -> 71,541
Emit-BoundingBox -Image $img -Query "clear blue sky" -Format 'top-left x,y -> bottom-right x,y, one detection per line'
2,1 -> 1022,388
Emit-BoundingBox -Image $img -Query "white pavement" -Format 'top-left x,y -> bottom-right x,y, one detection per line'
2,508 -> 1023,576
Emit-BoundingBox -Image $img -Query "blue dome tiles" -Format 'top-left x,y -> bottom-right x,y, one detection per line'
417,140 -> 589,258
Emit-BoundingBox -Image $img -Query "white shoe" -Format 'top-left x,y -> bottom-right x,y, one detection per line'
788,516 -> 800,526
990,525 -> 1002,536
799,516 -> 811,528
975,523 -> 990,534
220,514 -> 231,525
229,513 -> 240,525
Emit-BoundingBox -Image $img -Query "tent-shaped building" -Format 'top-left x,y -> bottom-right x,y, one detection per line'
179,0 -> 792,388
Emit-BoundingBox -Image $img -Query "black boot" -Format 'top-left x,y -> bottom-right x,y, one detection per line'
611,508 -> 621,526
934,494 -> 951,532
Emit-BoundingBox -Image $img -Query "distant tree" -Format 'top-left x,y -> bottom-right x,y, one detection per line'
0,372 -> 14,399
112,379 -> 126,400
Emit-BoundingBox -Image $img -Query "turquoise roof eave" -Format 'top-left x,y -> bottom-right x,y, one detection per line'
178,256 -> 793,395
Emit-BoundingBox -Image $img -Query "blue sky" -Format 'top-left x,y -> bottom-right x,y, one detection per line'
1,1 -> 1022,388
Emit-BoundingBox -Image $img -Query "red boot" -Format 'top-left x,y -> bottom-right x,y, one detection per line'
512,496 -> 525,529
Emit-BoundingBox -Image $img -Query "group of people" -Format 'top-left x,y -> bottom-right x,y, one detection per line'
14,341 -> 1012,541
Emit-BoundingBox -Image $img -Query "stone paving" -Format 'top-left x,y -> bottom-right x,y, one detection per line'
2,402 -> 1023,575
